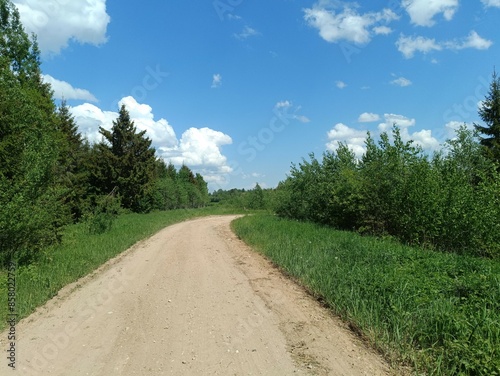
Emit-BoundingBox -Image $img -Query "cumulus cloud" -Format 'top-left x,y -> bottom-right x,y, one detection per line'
158,127 -> 233,184
304,2 -> 399,45
378,113 -> 416,132
402,0 -> 458,26
211,73 -> 222,88
358,112 -> 380,123
42,74 -> 97,102
234,25 -> 260,40
396,31 -> 491,58
14,0 -> 110,55
70,96 -> 177,147
71,96 -> 233,186
326,123 -> 367,158
391,76 -> 412,87
378,113 -> 440,151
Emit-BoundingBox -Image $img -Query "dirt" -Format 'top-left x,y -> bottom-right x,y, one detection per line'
1,215 -> 393,375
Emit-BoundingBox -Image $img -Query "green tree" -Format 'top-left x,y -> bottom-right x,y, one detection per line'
55,100 -> 91,221
0,0 -> 65,264
92,105 -> 157,212
475,69 -> 500,164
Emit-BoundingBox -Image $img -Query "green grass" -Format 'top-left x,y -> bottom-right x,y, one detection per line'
232,214 -> 500,376
0,206 -> 245,332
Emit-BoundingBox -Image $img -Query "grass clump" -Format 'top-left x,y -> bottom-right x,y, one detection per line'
232,214 -> 500,375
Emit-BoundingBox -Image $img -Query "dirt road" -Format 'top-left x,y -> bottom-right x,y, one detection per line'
2,215 -> 391,375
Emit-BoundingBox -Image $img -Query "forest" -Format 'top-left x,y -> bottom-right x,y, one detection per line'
0,1 -> 209,266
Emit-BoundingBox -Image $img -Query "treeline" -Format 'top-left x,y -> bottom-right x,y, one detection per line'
209,184 -> 274,210
275,71 -> 500,258
275,125 -> 500,258
0,1 -> 208,265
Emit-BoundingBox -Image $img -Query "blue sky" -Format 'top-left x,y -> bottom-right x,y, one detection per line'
13,0 -> 500,190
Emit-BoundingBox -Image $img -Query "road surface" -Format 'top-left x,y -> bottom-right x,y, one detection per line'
2,215 -> 391,375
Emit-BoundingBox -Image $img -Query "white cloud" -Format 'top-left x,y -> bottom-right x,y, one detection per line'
396,31 -> 491,58
211,73 -> 222,88
378,113 -> 440,151
481,0 -> 500,7
373,26 -> 393,35
410,129 -> 441,151
42,74 -> 97,102
391,76 -> 412,87
70,96 -> 177,148
304,2 -> 399,45
326,123 -> 367,158
274,101 -> 310,123
444,121 -> 475,138
71,96 -> 233,187
396,35 -> 442,58
358,112 -> 380,122
336,81 -> 347,89
378,113 -> 416,132
445,31 -> 493,50
159,127 -> 233,185
234,25 -> 260,40
275,100 -> 292,109
402,0 -> 458,27
14,0 -> 110,55
295,115 -> 311,123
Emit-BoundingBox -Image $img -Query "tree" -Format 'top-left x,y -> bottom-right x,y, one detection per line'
92,105 -> 157,212
55,100 -> 91,221
0,0 -> 65,264
475,69 -> 500,164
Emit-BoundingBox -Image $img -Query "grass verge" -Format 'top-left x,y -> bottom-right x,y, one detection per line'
0,206 -> 245,332
232,214 -> 500,376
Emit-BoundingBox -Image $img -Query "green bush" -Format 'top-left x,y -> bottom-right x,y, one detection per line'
84,195 -> 121,235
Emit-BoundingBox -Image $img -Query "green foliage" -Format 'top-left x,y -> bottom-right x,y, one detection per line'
139,161 -> 209,212
474,69 -> 500,164
209,184 -> 275,210
275,125 -> 500,258
84,193 -> 121,235
233,214 -> 500,375
0,0 -> 66,265
91,105 -> 157,212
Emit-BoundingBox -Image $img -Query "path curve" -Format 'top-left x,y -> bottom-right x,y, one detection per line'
2,215 -> 391,375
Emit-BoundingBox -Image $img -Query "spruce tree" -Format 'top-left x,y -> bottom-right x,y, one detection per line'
93,105 -> 157,212
56,100 -> 90,220
474,69 -> 500,164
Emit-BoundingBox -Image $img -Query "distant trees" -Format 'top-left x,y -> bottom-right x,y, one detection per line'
210,184 -> 273,210
475,69 -> 500,164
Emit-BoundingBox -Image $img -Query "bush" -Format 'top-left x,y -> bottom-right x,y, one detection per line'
84,195 -> 121,235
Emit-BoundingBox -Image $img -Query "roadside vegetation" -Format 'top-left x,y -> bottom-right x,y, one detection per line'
232,214 -> 500,375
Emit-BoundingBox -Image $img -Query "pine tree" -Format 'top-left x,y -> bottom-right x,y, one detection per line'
92,105 -> 157,212
474,69 -> 500,164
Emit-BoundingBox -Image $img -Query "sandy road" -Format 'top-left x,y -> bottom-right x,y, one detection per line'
2,215 -> 391,375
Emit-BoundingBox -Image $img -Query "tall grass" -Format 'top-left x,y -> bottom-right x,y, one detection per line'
232,214 -> 500,375
0,207 -> 244,332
